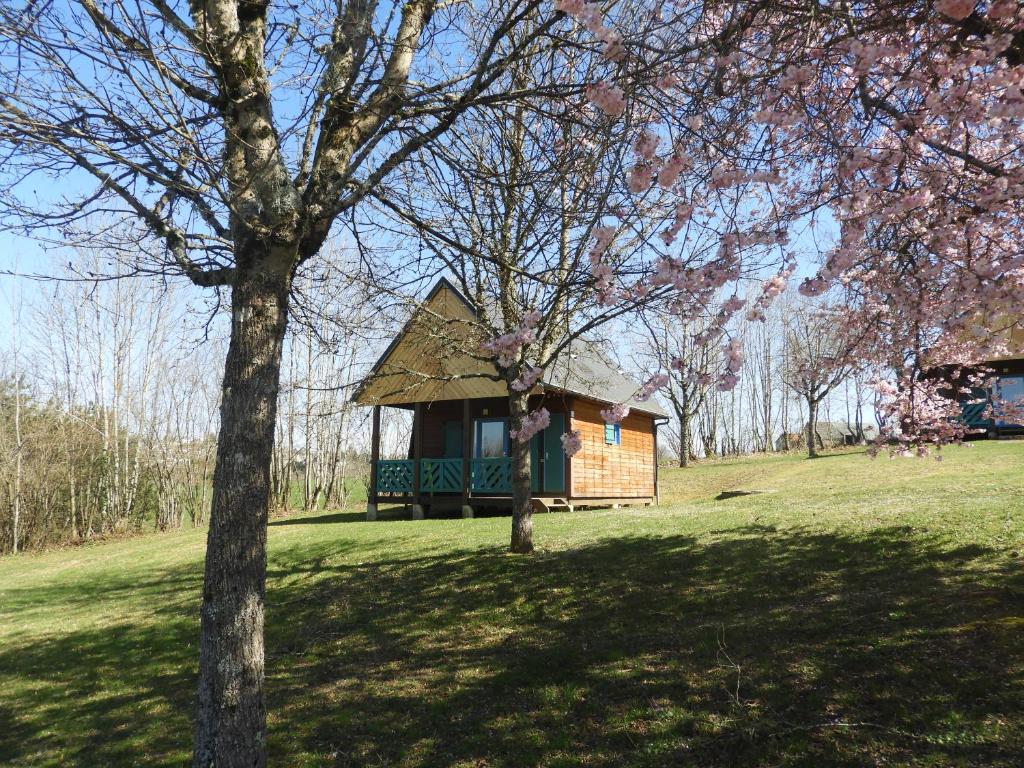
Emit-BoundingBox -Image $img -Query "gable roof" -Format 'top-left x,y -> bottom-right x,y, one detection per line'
352,277 -> 668,417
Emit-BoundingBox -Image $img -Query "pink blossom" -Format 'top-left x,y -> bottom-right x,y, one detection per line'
586,81 -> 626,117
657,154 -> 691,189
589,225 -> 616,260
935,0 -> 976,21
628,162 -> 653,194
723,338 -> 743,373
560,430 -> 583,457
637,373 -> 669,400
481,310 -> 543,367
634,129 -> 660,160
511,365 -> 543,392
721,294 -> 745,314
600,402 -> 630,424
716,372 -> 739,391
987,0 -> 1017,20
510,407 -> 550,443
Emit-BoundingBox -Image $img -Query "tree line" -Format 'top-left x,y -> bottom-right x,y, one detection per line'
0,259 -> 378,555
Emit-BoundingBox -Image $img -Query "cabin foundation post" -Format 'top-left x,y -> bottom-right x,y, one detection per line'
461,505 -> 474,519
412,504 -> 425,520
367,404 -> 381,520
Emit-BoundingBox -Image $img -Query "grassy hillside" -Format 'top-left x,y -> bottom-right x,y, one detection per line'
1,443 -> 1022,766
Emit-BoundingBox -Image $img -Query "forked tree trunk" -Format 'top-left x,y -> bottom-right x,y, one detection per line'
192,267 -> 291,768
509,390 -> 533,554
806,398 -> 819,459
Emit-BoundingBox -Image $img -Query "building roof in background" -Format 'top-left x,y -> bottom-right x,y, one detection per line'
353,277 -> 668,417
807,421 -> 876,438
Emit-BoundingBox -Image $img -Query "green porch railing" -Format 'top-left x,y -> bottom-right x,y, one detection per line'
376,457 -> 514,494
421,458 -> 463,493
471,457 -> 512,494
377,459 -> 414,493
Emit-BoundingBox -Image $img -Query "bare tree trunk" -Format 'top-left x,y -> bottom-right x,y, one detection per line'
679,410 -> 690,468
509,390 -> 533,554
806,398 -> 819,459
193,267 -> 290,768
12,325 -> 23,554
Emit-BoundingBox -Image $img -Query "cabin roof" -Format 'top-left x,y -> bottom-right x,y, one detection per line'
543,339 -> 669,418
353,277 -> 668,417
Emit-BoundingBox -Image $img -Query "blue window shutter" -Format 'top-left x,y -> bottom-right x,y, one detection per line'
614,424 -> 621,445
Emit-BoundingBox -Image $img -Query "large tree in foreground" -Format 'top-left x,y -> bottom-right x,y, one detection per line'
0,1 -> 566,763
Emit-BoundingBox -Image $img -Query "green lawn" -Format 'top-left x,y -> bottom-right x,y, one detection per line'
1,443 -> 1022,767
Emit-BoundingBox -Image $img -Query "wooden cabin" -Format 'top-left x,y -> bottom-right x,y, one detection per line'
353,278 -> 669,520
957,324 -> 1024,437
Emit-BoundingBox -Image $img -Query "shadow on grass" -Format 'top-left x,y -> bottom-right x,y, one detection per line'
807,450 -> 869,459
270,511 -> 368,526
1,525 -> 1022,767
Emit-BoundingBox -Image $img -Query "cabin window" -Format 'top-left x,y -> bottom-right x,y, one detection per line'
996,376 -> 1024,426
604,423 -> 621,446
475,418 -> 509,458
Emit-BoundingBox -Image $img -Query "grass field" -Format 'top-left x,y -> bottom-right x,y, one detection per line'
1,443 -> 1022,767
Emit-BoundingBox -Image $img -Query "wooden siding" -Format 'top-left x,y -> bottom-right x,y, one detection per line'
353,284 -> 507,405
570,399 -> 655,498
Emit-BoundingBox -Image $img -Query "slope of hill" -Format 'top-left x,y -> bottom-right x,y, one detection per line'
1,444 -> 1022,766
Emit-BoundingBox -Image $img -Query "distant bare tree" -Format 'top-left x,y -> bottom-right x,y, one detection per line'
636,313 -> 717,467
782,304 -> 861,459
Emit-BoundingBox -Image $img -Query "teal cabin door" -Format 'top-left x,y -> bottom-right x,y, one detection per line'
530,434 -> 540,492
543,413 -> 566,492
442,420 -> 462,458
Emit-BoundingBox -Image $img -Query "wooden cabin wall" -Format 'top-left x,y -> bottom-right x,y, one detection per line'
570,400 -> 655,499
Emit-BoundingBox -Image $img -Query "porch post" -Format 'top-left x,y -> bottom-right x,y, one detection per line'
461,398 -> 473,518
366,404 -> 380,520
565,398 -> 574,502
412,402 -> 424,519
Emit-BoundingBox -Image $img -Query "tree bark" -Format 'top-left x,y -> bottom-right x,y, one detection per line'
679,409 -> 690,468
192,266 -> 290,768
806,398 -> 819,459
509,390 -> 533,554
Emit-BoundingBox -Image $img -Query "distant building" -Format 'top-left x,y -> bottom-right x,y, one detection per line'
776,422 -> 876,452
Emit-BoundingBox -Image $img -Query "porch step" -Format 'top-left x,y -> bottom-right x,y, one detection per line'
532,497 -> 574,514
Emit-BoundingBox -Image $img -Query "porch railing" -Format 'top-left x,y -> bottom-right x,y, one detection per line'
470,457 -> 512,494
421,458 -> 463,493
377,459 -> 415,493
374,457 -> 513,495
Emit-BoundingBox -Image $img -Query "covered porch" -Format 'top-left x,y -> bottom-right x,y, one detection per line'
365,396 -> 570,520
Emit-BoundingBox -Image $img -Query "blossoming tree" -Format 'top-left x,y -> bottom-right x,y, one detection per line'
552,0 -> 1024,453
